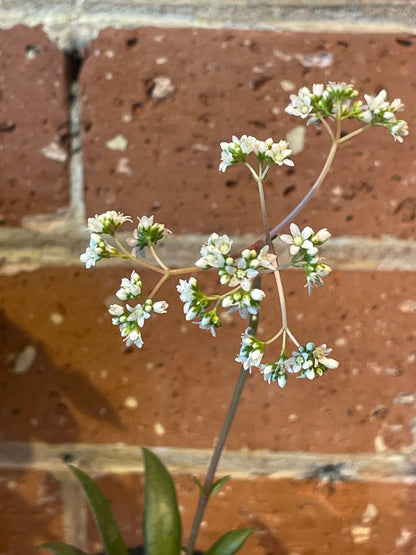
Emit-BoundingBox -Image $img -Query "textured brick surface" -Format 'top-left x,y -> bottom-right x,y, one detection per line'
0,468 -> 63,555
80,28 -> 415,239
0,25 -> 69,226
84,473 -> 416,554
1,266 -> 415,454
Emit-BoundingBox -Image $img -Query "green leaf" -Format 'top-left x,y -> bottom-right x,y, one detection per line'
193,476 -> 206,496
68,465 -> 128,555
39,542 -> 88,555
209,475 -> 230,497
204,528 -> 255,555
142,447 -> 181,555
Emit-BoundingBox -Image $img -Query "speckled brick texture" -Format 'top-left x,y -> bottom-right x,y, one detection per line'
1,266 -> 415,454
60,474 -> 416,554
0,25 -> 69,226
80,28 -> 416,239
1,22 -> 416,555
0,469 -> 63,555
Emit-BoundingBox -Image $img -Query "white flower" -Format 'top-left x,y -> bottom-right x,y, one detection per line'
235,329 -> 265,371
285,87 -> 314,118
264,140 -> 294,167
116,271 -> 142,300
237,134 -> 258,154
312,228 -> 331,245
390,120 -> 409,143
126,303 -> 152,328
260,357 -> 290,388
80,243 -> 101,268
87,211 -> 132,234
177,277 -> 197,312
312,83 -> 324,96
196,233 -> 233,269
222,287 -> 265,319
305,263 -> 331,295
80,233 -> 117,268
138,215 -> 154,229
152,300 -> 169,313
364,90 -> 389,115
219,145 -> 235,172
120,324 -> 144,348
287,343 -> 338,380
109,303 -> 125,318
280,223 -> 314,255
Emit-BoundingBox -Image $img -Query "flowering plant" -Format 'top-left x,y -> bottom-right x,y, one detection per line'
42,82 -> 407,555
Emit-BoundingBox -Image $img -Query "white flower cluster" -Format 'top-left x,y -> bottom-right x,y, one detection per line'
116,271 -> 143,300
109,271 -> 168,348
280,223 -> 331,294
236,332 -> 338,387
80,233 -> 118,269
109,298 -> 168,348
285,82 -> 408,142
358,90 -> 408,142
86,210 -> 132,235
127,215 -> 170,254
235,329 -> 266,371
219,135 -> 293,172
80,211 -> 132,268
176,277 -> 219,335
286,343 -> 339,380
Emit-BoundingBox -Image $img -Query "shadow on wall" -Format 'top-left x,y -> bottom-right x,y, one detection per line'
0,309 -> 129,553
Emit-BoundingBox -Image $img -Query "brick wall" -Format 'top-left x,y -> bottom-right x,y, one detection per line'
1,6 -> 416,555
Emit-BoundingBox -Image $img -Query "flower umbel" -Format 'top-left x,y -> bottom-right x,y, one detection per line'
109,298 -> 168,348
235,329 -> 266,372
116,271 -> 143,301
87,211 -> 132,235
219,135 -> 293,171
287,342 -> 339,380
260,355 -> 291,388
280,224 -> 332,294
80,233 -> 118,268
127,215 -> 170,253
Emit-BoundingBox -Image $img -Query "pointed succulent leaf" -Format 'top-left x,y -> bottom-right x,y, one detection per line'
142,447 -> 181,555
204,528 -> 255,555
193,476 -> 206,497
209,475 -> 230,497
68,465 -> 128,555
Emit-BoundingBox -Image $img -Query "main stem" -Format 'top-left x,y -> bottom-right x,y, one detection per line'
185,286 -> 260,555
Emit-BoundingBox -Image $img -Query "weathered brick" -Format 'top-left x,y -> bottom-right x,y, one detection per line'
0,266 -> 415,454
0,25 -> 69,226
80,28 -> 415,239
0,468 -> 63,555
85,473 -> 416,554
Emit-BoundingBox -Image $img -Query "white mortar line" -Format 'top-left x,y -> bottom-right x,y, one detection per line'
1,441 -> 415,484
67,82 -> 86,227
1,233 -> 416,275
0,2 -> 415,50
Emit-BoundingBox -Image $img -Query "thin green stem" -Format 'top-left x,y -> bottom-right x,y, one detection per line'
147,273 -> 171,299
114,237 -> 165,274
257,167 -> 273,250
149,244 -> 169,271
185,281 -> 260,555
286,327 -> 300,348
273,269 -> 288,329
338,124 -> 371,144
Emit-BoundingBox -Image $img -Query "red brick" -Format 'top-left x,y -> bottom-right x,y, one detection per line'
0,25 -> 69,226
0,468 -> 63,555
86,473 -> 416,554
80,28 -> 415,239
0,266 -> 414,454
